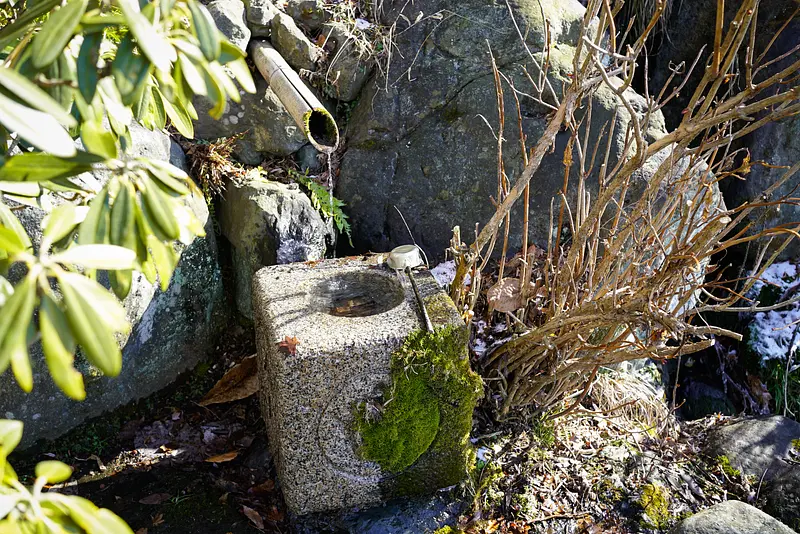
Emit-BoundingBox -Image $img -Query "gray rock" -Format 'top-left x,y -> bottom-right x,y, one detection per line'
297,493 -> 463,533
0,124 -> 227,447
765,466 -> 800,531
284,0 -> 328,31
193,75 -> 308,163
219,178 -> 329,318
271,12 -> 322,71
336,0 -> 686,260
206,0 -> 251,51
245,0 -> 278,37
673,500 -> 796,534
707,416 -> 800,482
296,143 -> 323,173
320,22 -> 373,101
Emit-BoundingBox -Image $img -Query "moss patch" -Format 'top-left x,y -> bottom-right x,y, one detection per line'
715,455 -> 741,478
355,323 -> 482,490
637,483 -> 671,529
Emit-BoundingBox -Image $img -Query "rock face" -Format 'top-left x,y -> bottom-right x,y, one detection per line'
320,22 -> 373,101
252,258 -> 481,514
245,0 -> 278,37
207,0 -> 251,51
284,0 -> 327,31
193,75 -> 307,165
271,12 -> 322,71
219,178 -> 329,318
706,416 -> 800,481
0,124 -> 227,447
766,466 -> 800,530
336,0 -> 675,259
673,500 -> 796,534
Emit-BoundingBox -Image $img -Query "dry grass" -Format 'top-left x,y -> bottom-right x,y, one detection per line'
448,0 -> 800,418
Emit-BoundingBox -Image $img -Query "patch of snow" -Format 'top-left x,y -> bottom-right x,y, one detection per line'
355,18 -> 372,30
476,447 -> 490,462
748,262 -> 800,362
430,260 -> 470,288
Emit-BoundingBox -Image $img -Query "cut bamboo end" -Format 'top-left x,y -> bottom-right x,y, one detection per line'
249,40 -> 340,154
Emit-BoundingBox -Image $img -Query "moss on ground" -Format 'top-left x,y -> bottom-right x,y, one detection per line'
637,483 -> 671,529
355,322 -> 483,489
715,455 -> 741,478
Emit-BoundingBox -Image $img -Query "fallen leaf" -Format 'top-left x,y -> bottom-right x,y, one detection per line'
198,355 -> 258,406
265,505 -> 284,522
135,529 -> 148,534
242,505 -> 264,530
205,451 -> 239,463
139,493 -> 170,505
152,513 -> 164,526
487,277 -> 526,313
278,336 -> 300,356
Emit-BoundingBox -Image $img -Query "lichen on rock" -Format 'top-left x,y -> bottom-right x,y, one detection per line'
355,322 -> 483,489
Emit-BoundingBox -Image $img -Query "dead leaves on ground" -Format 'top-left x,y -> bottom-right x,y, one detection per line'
138,493 -> 171,505
242,505 -> 264,530
199,355 -> 259,406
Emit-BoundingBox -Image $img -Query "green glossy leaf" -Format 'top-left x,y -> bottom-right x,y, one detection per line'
188,0 -> 220,61
98,77 -> 133,136
35,460 -> 73,483
77,32 -> 103,105
51,244 -> 137,270
0,0 -> 59,50
58,272 -> 124,376
0,204 -> 31,252
0,67 -> 78,127
78,185 -> 110,245
31,0 -> 89,68
110,180 -> 136,249
0,93 -> 76,157
178,52 -> 207,97
0,226 -> 26,255
200,64 -> 226,120
0,420 -> 23,456
227,57 -> 256,94
141,176 -> 179,240
117,0 -> 175,72
43,204 -> 79,245
158,89 -> 194,137
147,235 -> 176,291
206,61 -> 240,103
4,276 -> 35,392
40,294 -> 85,401
0,152 -> 102,182
109,269 -> 132,300
218,40 -> 245,64
112,35 -> 152,106
0,181 -> 41,197
81,120 -> 117,159
145,163 -> 190,196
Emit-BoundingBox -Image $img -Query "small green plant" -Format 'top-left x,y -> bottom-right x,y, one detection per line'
289,169 -> 353,246
0,420 -> 132,532
715,455 -> 742,478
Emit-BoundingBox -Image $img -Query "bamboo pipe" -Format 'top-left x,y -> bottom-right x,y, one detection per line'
249,40 -> 339,153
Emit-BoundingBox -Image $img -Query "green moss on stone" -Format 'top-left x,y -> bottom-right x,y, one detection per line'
715,455 -> 741,478
355,321 -> 483,491
637,483 -> 671,529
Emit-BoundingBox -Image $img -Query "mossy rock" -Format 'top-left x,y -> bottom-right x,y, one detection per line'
354,320 -> 483,498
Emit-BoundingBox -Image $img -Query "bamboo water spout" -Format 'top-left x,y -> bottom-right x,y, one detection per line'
249,40 -> 339,153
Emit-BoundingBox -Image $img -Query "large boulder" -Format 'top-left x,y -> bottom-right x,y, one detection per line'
0,124 -> 227,447
673,500 -> 795,534
193,75 -> 308,164
706,416 -> 800,482
219,177 -> 330,318
765,466 -> 800,530
336,0 -> 675,259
